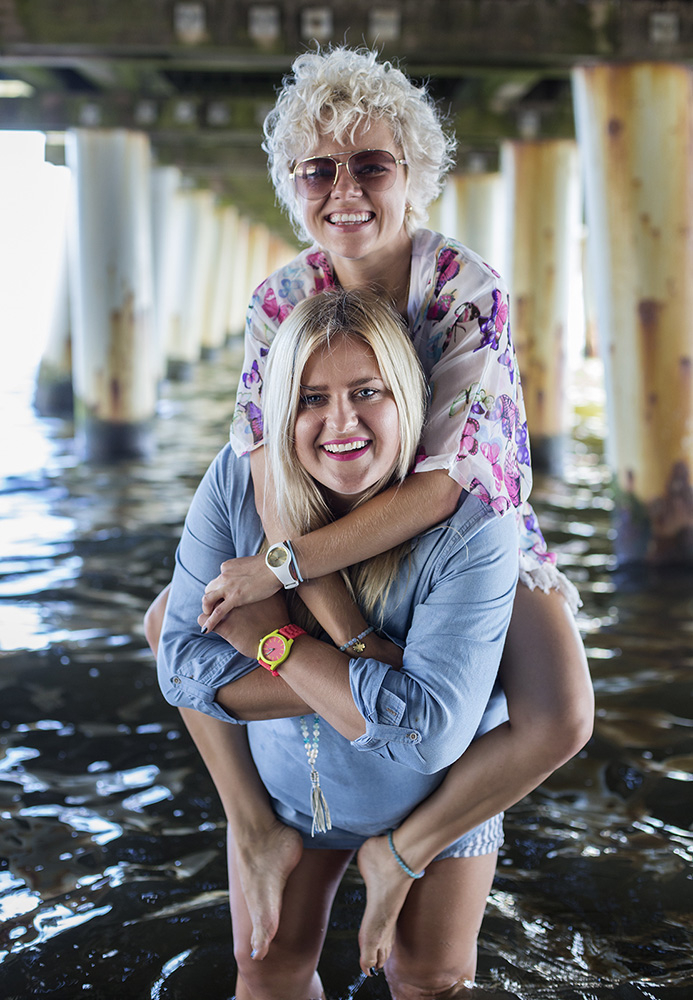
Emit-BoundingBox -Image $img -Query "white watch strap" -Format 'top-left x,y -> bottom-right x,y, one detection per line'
265,543 -> 300,589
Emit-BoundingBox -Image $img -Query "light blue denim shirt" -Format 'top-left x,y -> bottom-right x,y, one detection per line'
158,446 -> 518,850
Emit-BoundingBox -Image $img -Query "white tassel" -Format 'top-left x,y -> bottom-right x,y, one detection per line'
300,714 -> 332,837
310,768 -> 332,836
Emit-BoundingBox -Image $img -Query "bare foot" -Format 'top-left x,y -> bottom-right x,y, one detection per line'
356,833 -> 418,975
232,820 -> 304,960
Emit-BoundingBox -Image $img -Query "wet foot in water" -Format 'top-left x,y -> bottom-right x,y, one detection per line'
233,820 -> 304,960
356,833 -> 420,974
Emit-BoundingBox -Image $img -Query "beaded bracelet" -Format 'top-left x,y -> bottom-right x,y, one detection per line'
387,829 -> 425,879
338,626 -> 374,655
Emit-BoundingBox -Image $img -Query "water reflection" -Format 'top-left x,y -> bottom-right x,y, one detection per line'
1,349 -> 692,998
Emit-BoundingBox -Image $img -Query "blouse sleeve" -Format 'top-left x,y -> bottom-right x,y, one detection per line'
348,497 -> 518,773
229,248 -> 335,457
228,283 -> 276,457
412,242 -> 533,517
157,447 -> 262,723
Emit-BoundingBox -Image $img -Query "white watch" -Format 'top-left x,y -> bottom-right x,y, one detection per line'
265,541 -> 301,590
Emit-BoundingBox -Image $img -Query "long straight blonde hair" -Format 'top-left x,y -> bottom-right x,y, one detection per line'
263,288 -> 427,621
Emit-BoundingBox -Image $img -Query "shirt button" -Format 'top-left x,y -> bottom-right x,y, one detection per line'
408,732 -> 417,740
172,677 -> 181,685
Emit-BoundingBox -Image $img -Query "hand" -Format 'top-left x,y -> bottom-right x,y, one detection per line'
201,554 -> 282,632
200,591 -> 289,658
363,632 -> 404,671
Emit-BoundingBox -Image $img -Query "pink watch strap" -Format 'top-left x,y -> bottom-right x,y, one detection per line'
277,624 -> 307,641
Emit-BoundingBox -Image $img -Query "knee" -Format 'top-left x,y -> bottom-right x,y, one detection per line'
234,941 -> 318,1000
385,954 -> 475,1000
143,603 -> 159,655
143,586 -> 169,657
532,684 -> 594,772
557,686 -> 594,762
540,653 -> 595,767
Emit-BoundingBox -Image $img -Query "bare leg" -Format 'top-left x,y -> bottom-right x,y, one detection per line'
180,707 -> 303,960
230,843 -> 353,1000
384,852 -> 498,999
357,584 -> 593,974
146,587 -> 302,960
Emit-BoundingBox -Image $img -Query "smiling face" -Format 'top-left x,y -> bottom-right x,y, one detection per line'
293,332 -> 401,509
298,119 -> 411,277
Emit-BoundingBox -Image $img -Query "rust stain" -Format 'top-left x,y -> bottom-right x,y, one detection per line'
679,357 -> 692,424
637,299 -> 662,379
108,291 -> 137,421
110,377 -> 122,411
647,461 -> 693,562
638,299 -> 661,329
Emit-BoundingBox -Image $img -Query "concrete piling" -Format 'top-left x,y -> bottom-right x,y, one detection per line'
65,129 -> 156,460
502,139 -> 582,473
450,172 -> 506,270
573,61 -> 693,563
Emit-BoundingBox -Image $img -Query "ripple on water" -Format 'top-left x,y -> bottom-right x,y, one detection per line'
1,352 -> 692,999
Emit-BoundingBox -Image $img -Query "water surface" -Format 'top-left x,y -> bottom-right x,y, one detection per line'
1,350 -> 692,999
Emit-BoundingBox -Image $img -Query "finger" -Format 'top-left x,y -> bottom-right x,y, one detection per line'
201,589 -> 225,615
204,602 -> 231,634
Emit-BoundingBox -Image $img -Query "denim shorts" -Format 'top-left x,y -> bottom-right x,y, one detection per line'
298,811 -> 503,858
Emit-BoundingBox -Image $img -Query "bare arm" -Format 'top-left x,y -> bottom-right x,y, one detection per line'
179,706 -> 274,826
216,503 -> 520,769
213,597 -> 364,741
250,446 -> 381,651
291,468 -> 462,579
201,448 -> 462,636
215,667 -> 313,721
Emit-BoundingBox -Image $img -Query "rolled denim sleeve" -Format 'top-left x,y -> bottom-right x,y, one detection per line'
157,447 -> 263,723
349,500 -> 518,773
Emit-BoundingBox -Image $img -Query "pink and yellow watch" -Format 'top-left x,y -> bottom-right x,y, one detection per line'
257,624 -> 307,676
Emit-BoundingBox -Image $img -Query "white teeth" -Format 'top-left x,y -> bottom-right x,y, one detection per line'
323,441 -> 367,453
328,213 -> 371,224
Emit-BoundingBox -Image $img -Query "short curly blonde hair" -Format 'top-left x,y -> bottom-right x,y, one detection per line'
263,47 -> 457,241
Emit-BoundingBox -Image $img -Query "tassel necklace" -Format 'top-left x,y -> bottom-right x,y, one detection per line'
299,714 -> 332,836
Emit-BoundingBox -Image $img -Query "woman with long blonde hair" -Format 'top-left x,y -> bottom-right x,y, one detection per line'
159,288 -> 518,998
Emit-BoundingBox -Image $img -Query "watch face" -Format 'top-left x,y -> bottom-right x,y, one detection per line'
261,635 -> 287,663
266,546 -> 288,569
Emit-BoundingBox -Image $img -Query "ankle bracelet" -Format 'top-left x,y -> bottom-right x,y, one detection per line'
387,829 -> 425,879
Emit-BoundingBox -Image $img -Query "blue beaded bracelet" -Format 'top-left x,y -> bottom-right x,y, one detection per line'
339,626 -> 374,653
387,829 -> 425,879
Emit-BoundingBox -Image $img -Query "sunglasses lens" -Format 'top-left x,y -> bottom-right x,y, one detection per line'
293,157 -> 336,199
349,150 -> 398,189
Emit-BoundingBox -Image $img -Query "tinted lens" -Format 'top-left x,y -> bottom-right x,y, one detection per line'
293,157 -> 336,199
349,150 -> 398,189
292,150 -> 401,200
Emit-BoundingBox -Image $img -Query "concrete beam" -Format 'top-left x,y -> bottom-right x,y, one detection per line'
2,1 -> 693,66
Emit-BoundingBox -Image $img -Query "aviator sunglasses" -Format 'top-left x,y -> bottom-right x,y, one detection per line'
290,149 -> 407,201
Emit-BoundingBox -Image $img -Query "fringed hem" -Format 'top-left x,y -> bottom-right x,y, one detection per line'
518,554 -> 582,616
